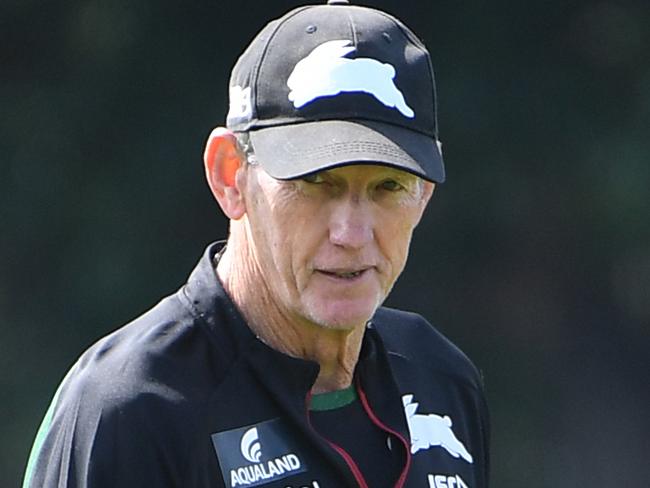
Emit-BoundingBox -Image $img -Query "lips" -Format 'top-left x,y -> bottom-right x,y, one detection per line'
315,267 -> 373,280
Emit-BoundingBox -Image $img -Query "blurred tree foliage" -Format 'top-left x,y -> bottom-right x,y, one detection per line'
2,1 -> 649,486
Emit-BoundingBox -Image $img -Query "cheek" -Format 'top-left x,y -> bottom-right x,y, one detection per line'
246,192 -> 291,279
259,197 -> 324,292
287,210 -> 329,289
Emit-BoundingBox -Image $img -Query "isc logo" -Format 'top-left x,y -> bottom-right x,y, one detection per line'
427,473 -> 469,488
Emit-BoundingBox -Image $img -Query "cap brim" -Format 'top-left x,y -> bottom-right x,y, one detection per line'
247,119 -> 445,183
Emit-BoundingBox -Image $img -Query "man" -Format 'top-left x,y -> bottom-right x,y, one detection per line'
23,1 -> 489,487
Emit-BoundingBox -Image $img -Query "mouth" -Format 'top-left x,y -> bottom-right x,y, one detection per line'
316,268 -> 372,280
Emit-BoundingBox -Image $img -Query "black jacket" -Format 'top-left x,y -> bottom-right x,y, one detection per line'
24,242 -> 489,488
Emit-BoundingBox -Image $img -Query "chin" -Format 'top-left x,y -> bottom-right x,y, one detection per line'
303,298 -> 381,331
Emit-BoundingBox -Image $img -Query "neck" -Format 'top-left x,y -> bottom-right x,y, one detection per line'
216,230 -> 365,394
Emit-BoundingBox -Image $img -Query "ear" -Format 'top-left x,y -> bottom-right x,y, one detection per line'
203,127 -> 247,220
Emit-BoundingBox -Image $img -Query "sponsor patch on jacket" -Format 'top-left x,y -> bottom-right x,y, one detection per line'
402,394 -> 473,463
428,473 -> 470,488
211,418 -> 307,487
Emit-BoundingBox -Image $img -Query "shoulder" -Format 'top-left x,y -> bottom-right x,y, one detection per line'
27,292 -> 223,485
55,289 -> 229,432
371,306 -> 483,391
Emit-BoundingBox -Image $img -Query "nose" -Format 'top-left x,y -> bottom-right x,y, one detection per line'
328,197 -> 374,250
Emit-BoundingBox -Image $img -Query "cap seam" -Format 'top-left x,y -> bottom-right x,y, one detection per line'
377,12 -> 437,134
249,116 -> 434,139
282,142 -> 418,166
251,6 -> 312,123
346,8 -> 358,46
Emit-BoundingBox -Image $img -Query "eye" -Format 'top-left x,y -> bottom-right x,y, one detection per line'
379,179 -> 404,192
302,172 -> 325,184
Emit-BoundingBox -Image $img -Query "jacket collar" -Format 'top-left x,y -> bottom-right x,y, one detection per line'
182,241 -> 320,401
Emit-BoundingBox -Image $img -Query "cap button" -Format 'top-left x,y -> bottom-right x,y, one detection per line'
327,0 -> 350,5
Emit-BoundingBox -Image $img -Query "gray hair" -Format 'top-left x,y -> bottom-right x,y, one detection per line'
234,132 -> 258,167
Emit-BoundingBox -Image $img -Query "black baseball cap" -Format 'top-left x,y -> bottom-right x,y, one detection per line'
226,0 -> 445,183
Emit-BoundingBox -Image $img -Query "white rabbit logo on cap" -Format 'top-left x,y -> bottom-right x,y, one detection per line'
287,40 -> 415,118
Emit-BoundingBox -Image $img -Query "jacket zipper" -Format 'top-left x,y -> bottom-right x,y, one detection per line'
305,391 -> 370,488
357,384 -> 413,488
323,439 -> 370,488
305,387 -> 413,488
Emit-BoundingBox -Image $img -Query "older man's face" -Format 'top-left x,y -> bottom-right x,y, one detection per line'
241,163 -> 433,330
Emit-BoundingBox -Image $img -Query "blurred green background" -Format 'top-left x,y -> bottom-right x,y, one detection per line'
2,0 -> 649,486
